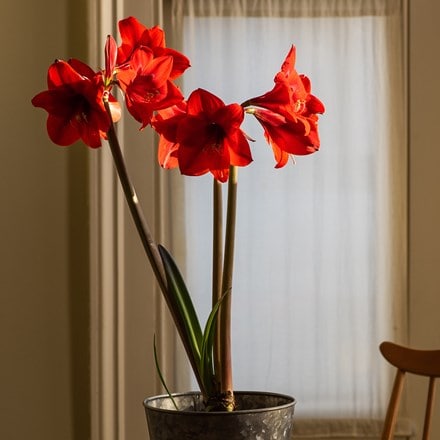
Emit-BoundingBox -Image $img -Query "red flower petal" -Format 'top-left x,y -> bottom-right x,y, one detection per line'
187,88 -> 225,115
47,60 -> 83,88
154,47 -> 191,79
145,25 -> 166,48
158,137 -> 180,169
224,131 -> 253,167
117,16 -> 148,63
68,58 -> 97,80
46,114 -> 80,146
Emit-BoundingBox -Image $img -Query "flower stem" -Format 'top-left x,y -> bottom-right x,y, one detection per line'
219,165 -> 238,410
102,99 -> 207,396
103,100 -> 167,293
212,179 -> 223,385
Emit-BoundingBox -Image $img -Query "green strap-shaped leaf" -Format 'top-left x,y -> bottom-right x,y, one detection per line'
153,335 -> 178,410
158,245 -> 203,367
200,292 -> 227,391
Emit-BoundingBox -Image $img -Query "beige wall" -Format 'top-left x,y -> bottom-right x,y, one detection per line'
1,1 -> 439,440
409,0 -> 440,348
408,0 -> 440,436
1,1 -> 70,439
0,1 -> 90,439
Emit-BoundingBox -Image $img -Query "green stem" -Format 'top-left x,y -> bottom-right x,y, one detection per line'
219,165 -> 238,409
102,99 -> 207,397
103,101 -> 167,293
212,179 -> 223,385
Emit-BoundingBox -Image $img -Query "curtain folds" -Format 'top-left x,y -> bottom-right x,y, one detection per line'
167,0 -> 406,418
171,0 -> 402,17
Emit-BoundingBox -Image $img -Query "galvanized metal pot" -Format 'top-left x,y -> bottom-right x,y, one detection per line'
144,391 -> 296,440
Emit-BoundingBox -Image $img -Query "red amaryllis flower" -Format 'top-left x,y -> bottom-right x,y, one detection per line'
117,16 -> 190,79
153,88 -> 253,182
249,106 -> 321,168
117,48 -> 184,128
31,59 -> 119,148
243,46 -> 325,167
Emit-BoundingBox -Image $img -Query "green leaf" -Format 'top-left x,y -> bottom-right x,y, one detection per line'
158,245 -> 203,367
153,335 -> 178,410
200,292 -> 227,389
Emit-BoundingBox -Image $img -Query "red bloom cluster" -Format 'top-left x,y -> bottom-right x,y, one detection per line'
243,46 -> 325,167
32,17 -> 324,179
115,17 -> 190,128
32,16 -> 189,148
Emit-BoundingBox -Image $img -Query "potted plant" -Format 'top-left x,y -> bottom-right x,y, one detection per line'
32,16 -> 324,439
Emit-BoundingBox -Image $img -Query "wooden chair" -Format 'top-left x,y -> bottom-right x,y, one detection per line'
380,341 -> 440,440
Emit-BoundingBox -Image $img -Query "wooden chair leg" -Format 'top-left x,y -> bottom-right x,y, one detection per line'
382,370 -> 406,440
422,377 -> 437,440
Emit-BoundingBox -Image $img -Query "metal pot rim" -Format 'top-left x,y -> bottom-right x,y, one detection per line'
143,390 -> 296,415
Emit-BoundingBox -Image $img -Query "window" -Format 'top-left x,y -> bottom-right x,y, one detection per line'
165,0 -> 407,418
89,1 -> 414,439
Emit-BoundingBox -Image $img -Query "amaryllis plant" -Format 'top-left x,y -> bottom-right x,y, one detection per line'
32,16 -> 325,411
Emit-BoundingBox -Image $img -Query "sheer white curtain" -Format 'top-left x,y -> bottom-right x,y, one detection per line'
167,0 -> 406,418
